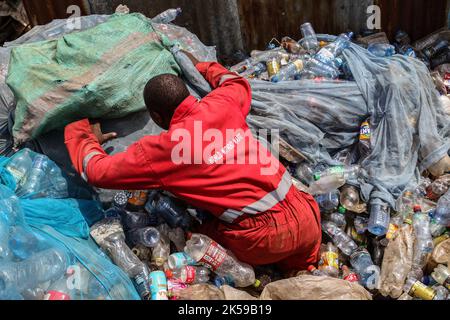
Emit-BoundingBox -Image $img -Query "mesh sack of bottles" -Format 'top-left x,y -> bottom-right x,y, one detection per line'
0,149 -> 139,300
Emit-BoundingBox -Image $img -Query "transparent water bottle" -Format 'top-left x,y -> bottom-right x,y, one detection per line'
152,8 -> 182,24
152,224 -> 171,267
295,162 -> 315,186
0,213 -> 10,259
271,59 -> 304,82
430,189 -> 450,236
8,225 -> 40,260
340,185 -> 367,214
5,148 -> 33,185
367,43 -> 396,57
121,211 -> 154,231
0,248 -> 69,295
431,265 -> 450,290
322,206 -> 347,229
168,252 -> 196,270
315,191 -> 340,212
165,266 -> 210,285
126,227 -> 160,248
368,201 -> 391,236
350,248 -> 380,288
184,234 -> 255,287
321,220 -> 358,256
146,192 -> 191,230
411,206 -> 434,269
308,175 -> 345,195
16,155 -> 49,198
300,22 -> 319,54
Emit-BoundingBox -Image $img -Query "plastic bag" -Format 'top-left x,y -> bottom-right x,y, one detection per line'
379,225 -> 414,298
177,284 -> 225,300
221,285 -> 258,300
259,275 -> 372,300
0,151 -> 139,300
427,239 -> 450,273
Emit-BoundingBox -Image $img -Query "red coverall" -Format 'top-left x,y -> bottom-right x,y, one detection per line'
65,62 -> 322,272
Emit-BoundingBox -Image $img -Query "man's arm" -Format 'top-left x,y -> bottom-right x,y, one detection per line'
65,119 -> 161,190
195,61 -> 252,117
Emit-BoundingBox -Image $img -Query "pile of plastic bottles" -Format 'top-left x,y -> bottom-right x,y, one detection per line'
230,22 -> 450,83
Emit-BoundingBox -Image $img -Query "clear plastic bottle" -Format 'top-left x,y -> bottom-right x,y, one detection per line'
5,148 -> 33,184
430,189 -> 450,236
423,40 -> 449,60
165,266 -> 210,284
126,227 -> 160,248
431,265 -> 450,290
340,185 -> 367,214
368,201 -> 391,236
367,43 -> 396,57
398,190 -> 416,223
132,264 -> 151,300
321,220 -> 358,256
295,162 -> 315,186
240,62 -> 267,78
322,206 -> 347,229
16,155 -> 49,198
184,234 -> 255,287
152,224 -> 171,267
379,214 -> 404,246
0,213 -> 10,259
307,265 -> 327,277
168,252 -> 196,270
8,225 -> 40,260
90,218 -> 145,278
411,206 -> 434,269
350,248 -> 380,288
300,22 -> 319,54
152,8 -> 182,24
167,227 -> 186,252
315,191 -> 340,212
0,248 -> 69,294
308,175 -> 345,195
354,216 -> 369,234
271,59 -> 304,82
318,242 -> 339,277
146,192 -> 191,230
432,284 -> 449,300
404,278 -> 437,300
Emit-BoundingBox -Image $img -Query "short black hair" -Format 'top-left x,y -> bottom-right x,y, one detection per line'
143,74 -> 190,118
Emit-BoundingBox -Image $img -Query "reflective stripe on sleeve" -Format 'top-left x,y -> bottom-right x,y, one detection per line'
81,151 -> 103,181
219,170 -> 293,223
219,73 -> 241,86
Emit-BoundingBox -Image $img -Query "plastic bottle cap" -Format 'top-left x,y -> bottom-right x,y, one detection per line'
307,265 -> 316,272
165,270 -> 173,278
313,174 -> 321,181
254,279 -> 261,288
338,206 -> 347,214
413,205 -> 422,213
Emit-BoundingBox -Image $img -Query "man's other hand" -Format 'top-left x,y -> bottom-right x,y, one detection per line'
90,122 -> 117,144
181,49 -> 200,66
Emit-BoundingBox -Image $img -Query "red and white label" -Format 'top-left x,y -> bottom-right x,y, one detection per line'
199,242 -> 227,271
344,273 -> 359,283
44,291 -> 71,300
184,266 -> 197,284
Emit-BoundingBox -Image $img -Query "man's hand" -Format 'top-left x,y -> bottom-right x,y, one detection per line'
90,122 -> 117,145
181,49 -> 200,66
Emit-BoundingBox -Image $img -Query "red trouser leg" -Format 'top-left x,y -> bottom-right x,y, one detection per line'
196,187 -> 322,273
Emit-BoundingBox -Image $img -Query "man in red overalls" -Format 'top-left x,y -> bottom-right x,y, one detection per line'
65,51 -> 321,273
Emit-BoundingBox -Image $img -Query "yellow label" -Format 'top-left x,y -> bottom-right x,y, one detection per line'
359,121 -> 371,141
320,252 -> 339,270
266,59 -> 280,77
386,223 -> 399,240
410,282 -> 436,300
293,60 -> 304,72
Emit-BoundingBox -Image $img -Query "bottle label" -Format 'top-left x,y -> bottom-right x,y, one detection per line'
134,272 -> 151,300
149,271 -> 168,300
328,166 -> 344,175
320,251 -> 339,271
127,190 -> 148,207
359,121 -> 371,141
184,266 -> 196,284
199,241 -> 227,271
410,282 -> 436,300
344,273 -> 359,282
44,291 -> 71,300
444,276 -> 450,291
170,252 -> 196,269
385,223 -> 399,240
167,279 -> 188,298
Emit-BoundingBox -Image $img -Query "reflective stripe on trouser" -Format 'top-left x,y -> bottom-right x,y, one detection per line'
81,151 -> 103,182
219,170 -> 293,223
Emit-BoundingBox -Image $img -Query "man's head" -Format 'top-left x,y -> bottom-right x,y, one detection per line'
144,74 -> 190,130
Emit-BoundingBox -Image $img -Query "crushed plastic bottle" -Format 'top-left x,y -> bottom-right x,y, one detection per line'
152,8 -> 182,24
322,206 -> 347,229
271,59 -> 304,82
315,191 -> 340,212
166,266 -> 210,285
431,265 -> 450,290
0,248 -> 69,297
367,43 -> 396,57
146,191 -> 192,230
404,278 -> 437,300
411,206 -> 434,270
5,148 -> 33,184
430,189 -> 450,236
168,252 -> 196,270
126,227 -> 160,248
350,248 -> 380,288
318,242 -> 339,277
340,185 -> 367,214
152,224 -> 171,267
16,155 -> 49,198
300,22 -> 319,54
321,220 -> 358,256
368,201 -> 391,236
184,234 -> 255,287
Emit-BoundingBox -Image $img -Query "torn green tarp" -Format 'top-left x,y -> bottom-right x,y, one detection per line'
7,13 -> 181,147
